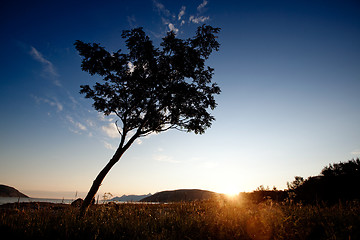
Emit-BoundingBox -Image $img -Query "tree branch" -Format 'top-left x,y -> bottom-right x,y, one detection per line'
115,120 -> 123,137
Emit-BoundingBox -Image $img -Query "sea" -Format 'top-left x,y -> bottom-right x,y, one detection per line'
0,197 -> 75,205
0,197 -> 150,205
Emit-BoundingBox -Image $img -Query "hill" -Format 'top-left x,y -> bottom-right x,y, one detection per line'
140,189 -> 220,202
0,184 -> 29,198
110,193 -> 152,202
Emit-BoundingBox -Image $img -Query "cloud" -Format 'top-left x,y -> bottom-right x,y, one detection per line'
66,115 -> 87,132
86,119 -> 95,127
127,15 -> 136,28
153,154 -> 180,163
32,95 -> 63,112
197,0 -> 208,12
189,0 -> 210,24
153,147 -> 179,163
153,0 -> 170,16
160,17 -> 179,34
67,94 -> 78,106
351,150 -> 360,155
29,46 -> 61,87
189,15 -> 210,24
152,0 -> 211,36
168,23 -> 179,34
76,122 -> 87,131
102,123 -> 119,138
98,112 -> 114,122
104,141 -> 117,151
149,30 -> 165,39
178,6 -> 186,20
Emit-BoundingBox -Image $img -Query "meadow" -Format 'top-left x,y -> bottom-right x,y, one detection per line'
1,198 -> 359,240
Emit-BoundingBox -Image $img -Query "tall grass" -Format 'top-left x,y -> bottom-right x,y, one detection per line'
1,199 -> 359,239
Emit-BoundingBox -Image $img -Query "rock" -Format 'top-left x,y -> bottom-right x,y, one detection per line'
71,198 -> 83,207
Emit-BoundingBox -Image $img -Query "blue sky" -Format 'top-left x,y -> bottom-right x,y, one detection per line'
1,0 -> 359,198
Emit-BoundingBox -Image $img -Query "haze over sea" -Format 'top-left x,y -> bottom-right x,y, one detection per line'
0,197 -> 74,205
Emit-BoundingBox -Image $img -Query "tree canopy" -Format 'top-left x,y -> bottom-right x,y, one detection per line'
75,25 -> 220,149
287,158 -> 360,204
321,158 -> 360,177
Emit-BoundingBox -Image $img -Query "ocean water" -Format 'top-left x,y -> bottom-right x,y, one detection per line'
0,197 -> 74,205
0,197 -> 158,205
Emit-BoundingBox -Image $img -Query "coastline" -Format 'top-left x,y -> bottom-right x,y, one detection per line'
0,197 -> 74,205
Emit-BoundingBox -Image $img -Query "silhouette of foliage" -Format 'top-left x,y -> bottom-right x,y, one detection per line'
74,25 -> 221,214
242,190 -> 288,203
287,176 -> 304,191
321,158 -> 360,177
288,158 -> 360,204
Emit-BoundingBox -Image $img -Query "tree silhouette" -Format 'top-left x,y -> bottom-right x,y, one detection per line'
287,158 -> 360,204
321,158 -> 360,177
74,25 -> 221,214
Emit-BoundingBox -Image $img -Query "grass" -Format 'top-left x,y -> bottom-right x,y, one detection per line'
1,198 -> 359,239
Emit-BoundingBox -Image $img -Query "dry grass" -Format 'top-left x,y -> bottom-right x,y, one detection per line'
1,199 -> 359,239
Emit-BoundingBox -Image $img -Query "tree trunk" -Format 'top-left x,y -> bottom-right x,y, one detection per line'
80,147 -> 125,216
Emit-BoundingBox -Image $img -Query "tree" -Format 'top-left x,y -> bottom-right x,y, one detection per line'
321,158 -> 360,177
286,159 -> 360,204
287,176 -> 304,191
74,25 -> 221,214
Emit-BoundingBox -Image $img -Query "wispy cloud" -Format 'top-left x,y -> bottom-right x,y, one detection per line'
152,0 -> 181,34
168,23 -> 179,34
197,0 -> 208,12
153,148 -> 180,163
97,112 -> 114,122
102,123 -> 119,138
153,154 -> 180,163
351,150 -> 360,155
178,6 -> 186,20
29,46 -> 61,87
76,122 -> 87,131
189,0 -> 210,24
127,15 -> 136,28
153,0 -> 170,16
32,95 -> 63,112
103,141 -> 117,151
152,0 -> 211,35
86,119 -> 95,127
189,15 -> 210,24
66,115 -> 87,132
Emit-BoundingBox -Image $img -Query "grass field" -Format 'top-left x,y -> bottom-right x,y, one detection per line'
1,198 -> 359,239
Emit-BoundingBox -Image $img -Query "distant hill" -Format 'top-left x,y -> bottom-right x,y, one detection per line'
140,189 -> 220,202
110,193 -> 152,202
0,184 -> 29,198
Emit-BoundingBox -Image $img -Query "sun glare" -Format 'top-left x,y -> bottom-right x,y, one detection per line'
221,186 -> 240,198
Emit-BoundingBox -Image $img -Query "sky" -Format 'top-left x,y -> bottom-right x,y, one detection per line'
0,0 -> 359,199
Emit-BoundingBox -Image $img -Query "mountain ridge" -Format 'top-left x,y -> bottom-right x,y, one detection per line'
140,189 -> 220,202
0,184 -> 29,198
110,193 -> 152,202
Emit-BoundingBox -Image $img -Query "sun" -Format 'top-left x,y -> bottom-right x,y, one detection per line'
221,186 -> 240,197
